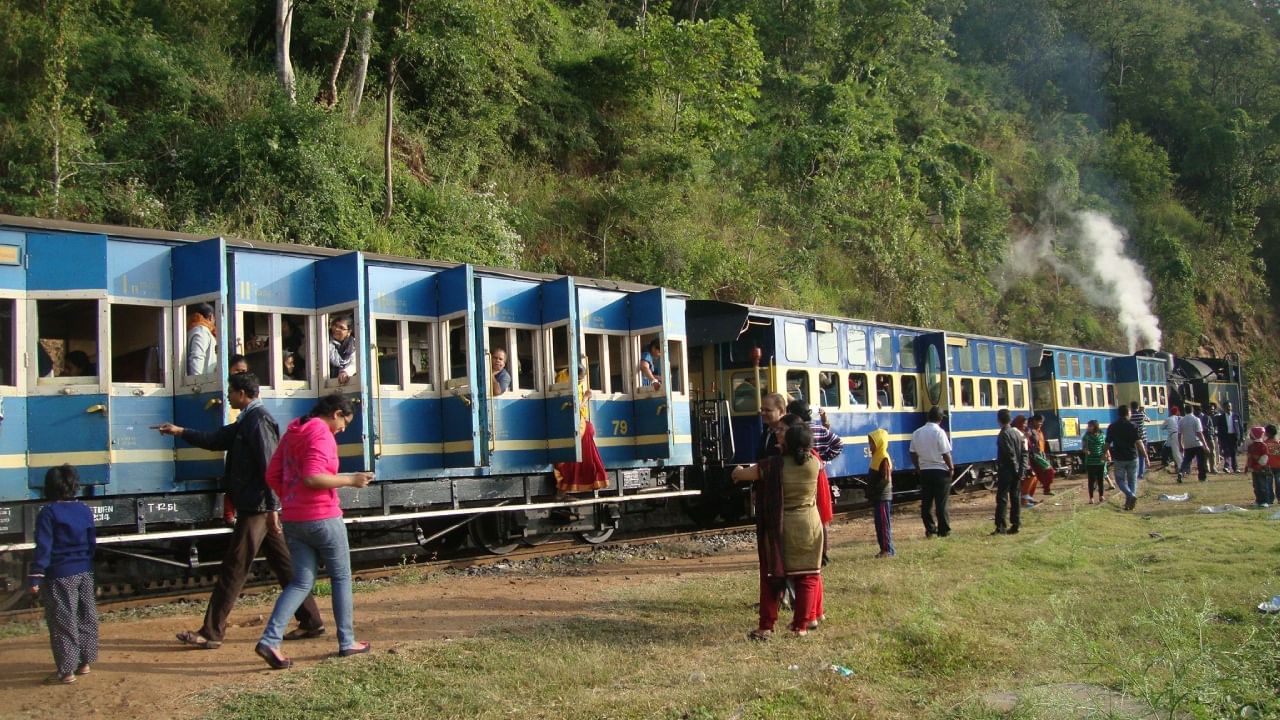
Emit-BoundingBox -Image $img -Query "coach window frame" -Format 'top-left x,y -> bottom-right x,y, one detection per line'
179,300 -> 222,386
34,296 -> 105,389
110,301 -> 167,387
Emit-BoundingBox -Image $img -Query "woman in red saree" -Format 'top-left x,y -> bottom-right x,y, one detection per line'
733,423 -> 824,640
553,356 -> 607,495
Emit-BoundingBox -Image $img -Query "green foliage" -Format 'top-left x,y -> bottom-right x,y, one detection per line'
0,0 -> 1278,355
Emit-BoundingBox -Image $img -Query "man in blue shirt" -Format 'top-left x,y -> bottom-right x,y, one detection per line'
492,348 -> 511,395
640,339 -> 663,389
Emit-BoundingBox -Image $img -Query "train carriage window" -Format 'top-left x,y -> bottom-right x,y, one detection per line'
959,378 -> 974,407
323,312 -> 359,387
997,379 -> 1009,407
0,299 -> 13,386
899,336 -> 917,370
1106,385 -> 1116,407
1094,384 -> 1104,407
846,328 -> 867,367
1073,382 -> 1083,406
1011,348 -> 1024,376
994,346 -> 1008,374
1070,355 -> 1081,377
445,316 -> 469,384
1083,357 -> 1093,379
1059,382 -> 1070,407
1159,387 -> 1167,407
1140,364 -> 1149,383
239,311 -> 274,387
110,304 -> 164,384
583,334 -> 605,393
817,330 -> 838,364
667,338 -> 685,394
37,299 -> 99,385
607,334 -> 628,394
978,378 -> 992,407
976,343 -> 991,373
874,332 -> 893,368
548,324 -> 570,387
900,375 -> 918,408
375,319 -> 401,388
818,371 -> 840,407
958,345 -> 973,373
182,302 -> 218,379
1057,354 -> 1068,377
876,373 -> 894,408
407,321 -> 433,387
731,372 -> 760,413
1013,382 -> 1026,409
1085,385 -> 1094,407
784,321 -> 808,363
281,314 -> 310,384
1093,358 -> 1102,377
848,372 -> 868,407
1033,382 -> 1052,410
1142,386 -> 1151,405
787,370 -> 810,404
517,328 -> 540,391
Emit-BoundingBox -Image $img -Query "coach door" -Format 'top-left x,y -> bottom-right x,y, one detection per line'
316,252 -> 372,474
479,274 -> 546,472
578,288 -> 634,466
438,264 -> 481,470
631,287 -> 674,461
0,232 -> 26,500
26,232 -> 110,489
543,277 -> 582,466
916,332 -> 950,432
172,237 -> 230,486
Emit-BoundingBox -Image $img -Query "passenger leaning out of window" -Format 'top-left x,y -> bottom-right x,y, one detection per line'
640,339 -> 663,390
186,303 -> 218,376
328,316 -> 357,385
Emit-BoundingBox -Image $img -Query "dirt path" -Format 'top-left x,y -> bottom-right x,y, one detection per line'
0,487 -> 1012,719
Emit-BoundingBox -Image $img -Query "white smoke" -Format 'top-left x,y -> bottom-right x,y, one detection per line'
1000,210 -> 1162,353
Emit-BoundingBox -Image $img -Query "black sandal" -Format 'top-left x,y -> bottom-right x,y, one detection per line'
255,642 -> 293,670
283,626 -> 326,641
176,630 -> 222,649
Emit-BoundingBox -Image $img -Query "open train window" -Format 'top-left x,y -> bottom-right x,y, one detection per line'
281,314 -> 309,384
637,332 -> 663,392
959,378 -> 974,407
901,375 -> 919,408
976,343 -> 991,373
111,304 -> 164,384
407,321 -> 433,388
876,373 -> 894,408
1073,382 -> 1083,406
994,346 -> 1008,374
323,311 -> 359,388
899,336 -> 916,370
1159,387 -> 1167,407
667,338 -> 685,395
0,298 -> 13,386
488,325 -> 541,395
1085,385 -> 1094,407
1107,385 -> 1116,407
375,319 -> 401,388
818,371 -> 840,407
787,370 -> 810,404
848,372 -> 868,407
874,332 -> 893,368
583,333 -> 605,393
37,299 -> 99,385
239,311 -> 274,388
978,378 -> 992,407
445,316 -> 469,387
997,379 -> 1009,407
1142,386 -> 1151,405
1059,382 -> 1070,407
1013,382 -> 1026,409
181,302 -> 218,380
817,329 -> 838,364
607,334 -> 629,394
548,324 -> 571,388
731,371 -> 761,413
846,328 -> 867,367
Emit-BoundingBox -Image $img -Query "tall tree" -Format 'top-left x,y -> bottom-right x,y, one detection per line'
348,3 -> 376,118
276,0 -> 297,103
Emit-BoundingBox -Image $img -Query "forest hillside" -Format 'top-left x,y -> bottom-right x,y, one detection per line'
2,0 -> 1278,407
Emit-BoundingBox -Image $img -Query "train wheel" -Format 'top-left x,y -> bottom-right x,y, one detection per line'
520,533 -> 557,547
0,555 -> 32,610
469,514 -> 520,555
980,474 -> 997,491
576,527 -> 615,544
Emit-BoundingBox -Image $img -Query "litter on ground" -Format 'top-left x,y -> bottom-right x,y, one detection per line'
1257,596 -> 1280,614
1159,493 -> 1190,501
1197,504 -> 1247,513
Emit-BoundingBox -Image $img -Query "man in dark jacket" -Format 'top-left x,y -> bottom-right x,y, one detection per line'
994,408 -> 1027,535
1215,401 -> 1242,473
156,372 -> 323,648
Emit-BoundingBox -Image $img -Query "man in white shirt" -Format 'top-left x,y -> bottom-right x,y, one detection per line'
1178,404 -> 1209,483
910,406 -> 955,538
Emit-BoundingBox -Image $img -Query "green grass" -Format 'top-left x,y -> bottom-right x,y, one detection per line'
200,478 -> 1280,718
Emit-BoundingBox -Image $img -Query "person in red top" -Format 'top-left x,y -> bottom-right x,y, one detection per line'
1265,425 -> 1280,506
1246,426 -> 1271,507
254,394 -> 374,670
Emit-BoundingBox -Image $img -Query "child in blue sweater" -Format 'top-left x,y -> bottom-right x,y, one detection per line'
29,464 -> 98,685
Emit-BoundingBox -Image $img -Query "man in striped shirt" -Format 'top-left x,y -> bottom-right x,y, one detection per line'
1130,401 -> 1148,485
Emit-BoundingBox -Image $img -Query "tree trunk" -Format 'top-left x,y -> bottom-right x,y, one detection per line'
382,57 -> 397,223
317,16 -> 352,108
275,0 -> 297,103
348,6 -> 375,118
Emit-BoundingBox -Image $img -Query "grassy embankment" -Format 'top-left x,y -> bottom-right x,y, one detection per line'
210,474 -> 1280,720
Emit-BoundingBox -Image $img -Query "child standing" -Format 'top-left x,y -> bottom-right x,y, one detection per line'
1081,420 -> 1109,504
867,428 -> 894,558
29,464 -> 98,685
1246,426 -> 1271,507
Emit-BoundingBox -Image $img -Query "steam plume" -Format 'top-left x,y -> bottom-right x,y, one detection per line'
1002,210 -> 1161,352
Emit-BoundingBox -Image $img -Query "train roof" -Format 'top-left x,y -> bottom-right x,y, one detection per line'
687,299 -> 1027,347
0,214 -> 685,297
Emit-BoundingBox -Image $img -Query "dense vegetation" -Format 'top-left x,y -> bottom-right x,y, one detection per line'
1,0 -> 1278,360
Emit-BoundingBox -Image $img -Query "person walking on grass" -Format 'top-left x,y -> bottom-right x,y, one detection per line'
1246,426 -> 1271,508
910,406 -> 954,538
1179,404 -> 1209,483
29,464 -> 98,685
1129,401 -> 1148,486
867,428 -> 894,557
1081,419 -> 1109,504
1026,415 -> 1054,498
1106,405 -> 1147,511
993,409 -> 1026,535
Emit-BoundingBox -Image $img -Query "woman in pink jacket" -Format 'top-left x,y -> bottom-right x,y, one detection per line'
255,394 -> 373,669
